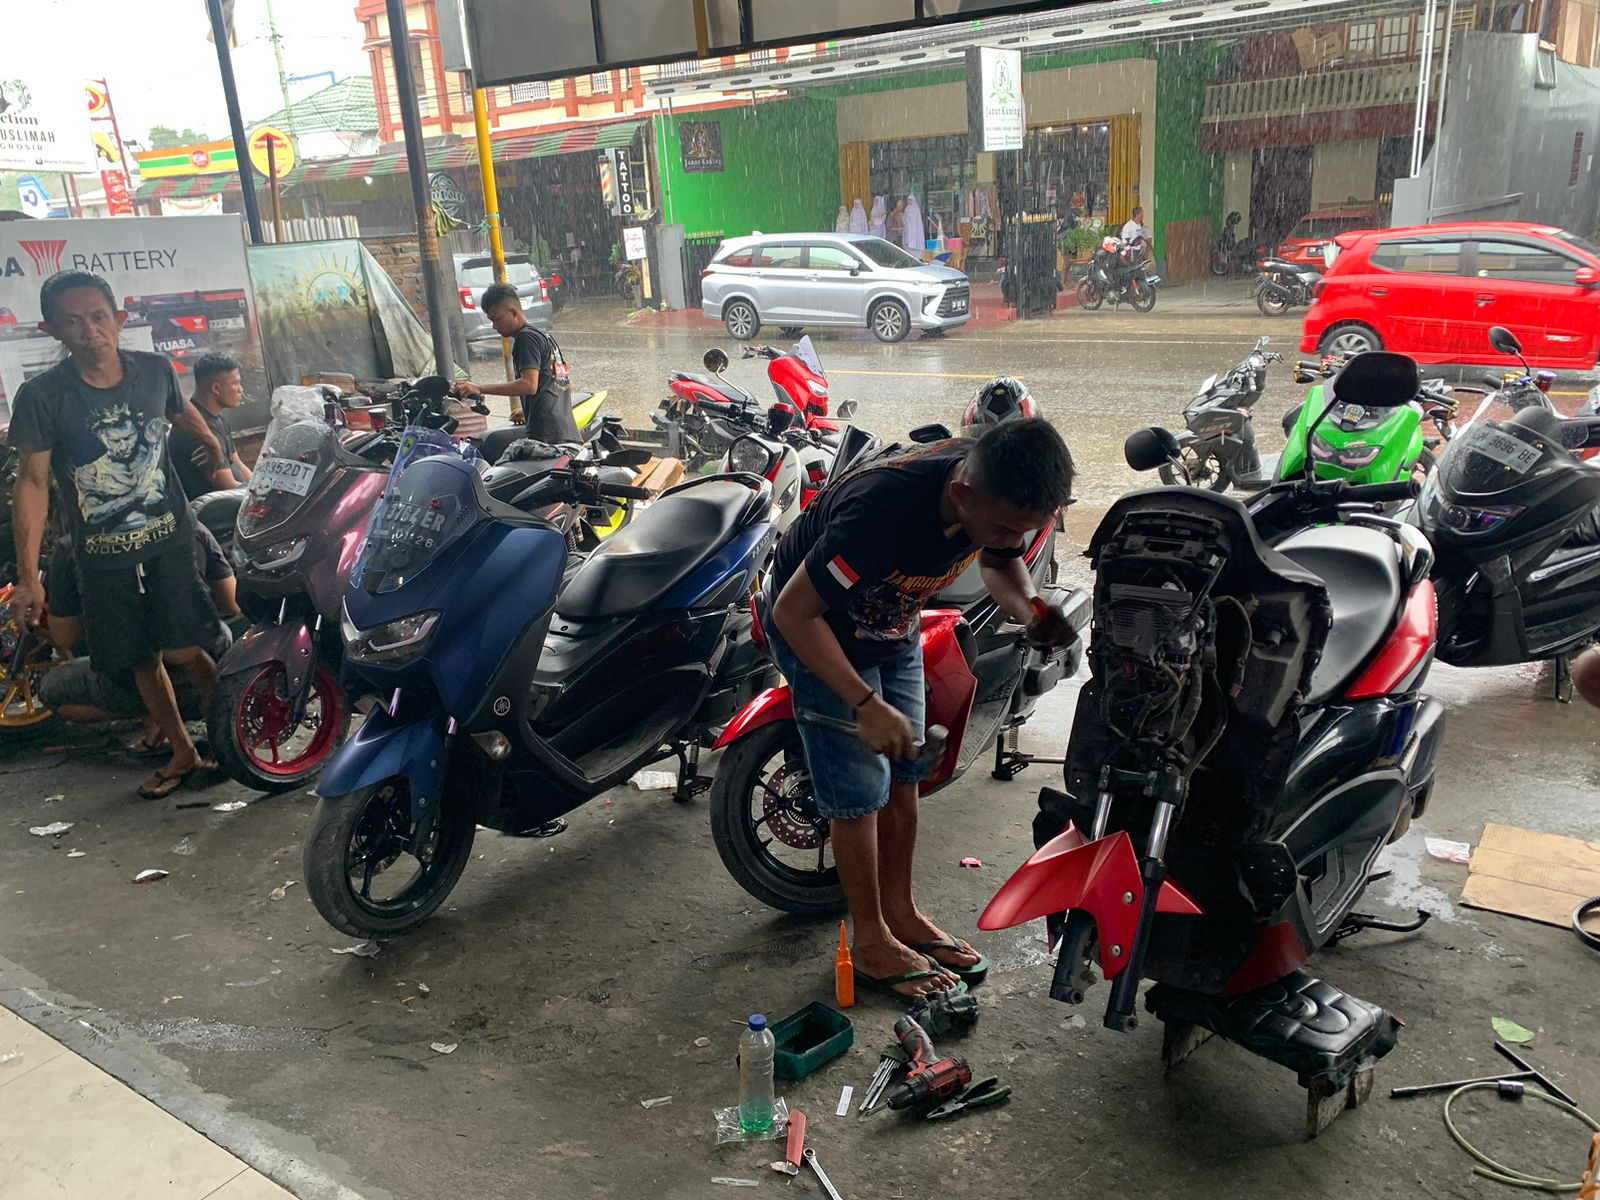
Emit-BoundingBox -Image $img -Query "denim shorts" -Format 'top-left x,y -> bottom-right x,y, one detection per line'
766,626 -> 927,820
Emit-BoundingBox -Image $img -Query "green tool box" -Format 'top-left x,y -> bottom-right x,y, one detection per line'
771,1002 -> 854,1082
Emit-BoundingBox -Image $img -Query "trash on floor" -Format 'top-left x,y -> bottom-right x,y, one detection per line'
640,1095 -> 673,1109
959,857 -> 983,868
694,1036 -> 711,1048
416,982 -> 430,996
1425,837 -> 1472,865
1492,1017 -> 1537,1045
42,794 -> 63,803
132,869 -> 170,884
172,837 -> 196,856
267,881 -> 298,901
1462,823 -> 1600,928
65,850 -> 86,859
769,1160 -> 798,1176
212,800 -> 249,813
710,1179 -> 758,1188
835,1085 -> 854,1116
430,1042 -> 458,1055
331,941 -> 380,957
0,1052 -> 21,1067
630,769 -> 678,791
713,1098 -> 790,1145
28,822 -> 73,837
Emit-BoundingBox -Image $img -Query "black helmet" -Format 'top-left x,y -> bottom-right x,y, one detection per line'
962,377 -> 1036,437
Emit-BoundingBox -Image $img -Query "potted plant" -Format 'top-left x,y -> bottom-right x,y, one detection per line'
1063,223 -> 1103,264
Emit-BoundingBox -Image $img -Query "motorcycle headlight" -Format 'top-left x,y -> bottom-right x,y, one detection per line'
1310,433 -> 1337,461
1337,443 -> 1382,468
806,379 -> 828,398
728,436 -> 775,476
1438,502 -> 1525,536
250,536 -> 308,572
343,605 -> 441,665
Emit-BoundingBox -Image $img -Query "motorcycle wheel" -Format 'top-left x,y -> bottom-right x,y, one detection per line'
710,721 -> 844,915
1210,254 -> 1230,277
1256,285 -> 1292,317
304,774 -> 477,938
0,610 -> 60,739
1128,279 -> 1157,313
209,662 -> 351,793
1158,447 -> 1230,491
1075,280 -> 1104,311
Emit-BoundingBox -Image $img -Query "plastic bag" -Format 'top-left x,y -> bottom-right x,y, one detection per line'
713,1098 -> 789,1145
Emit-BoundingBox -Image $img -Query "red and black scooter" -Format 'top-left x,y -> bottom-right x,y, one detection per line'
709,426 -> 1089,915
979,420 -> 1447,1138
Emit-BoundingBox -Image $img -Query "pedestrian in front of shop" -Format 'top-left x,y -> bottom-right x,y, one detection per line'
835,204 -> 851,233
902,194 -> 926,257
869,196 -> 887,239
888,199 -> 906,245
456,282 -> 579,445
765,420 -> 1077,998
171,351 -> 252,500
1121,206 -> 1148,243
849,198 -> 869,234
8,270 -> 228,798
40,524 -> 237,751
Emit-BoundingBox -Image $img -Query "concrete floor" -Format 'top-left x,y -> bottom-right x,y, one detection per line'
3,298 -> 1598,1199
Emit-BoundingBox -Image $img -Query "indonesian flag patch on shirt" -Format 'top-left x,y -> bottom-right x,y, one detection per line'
826,555 -> 860,590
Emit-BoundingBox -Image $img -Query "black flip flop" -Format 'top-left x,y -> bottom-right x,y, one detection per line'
853,965 -> 970,1000
126,735 -> 172,761
911,940 -> 990,989
137,759 -> 208,800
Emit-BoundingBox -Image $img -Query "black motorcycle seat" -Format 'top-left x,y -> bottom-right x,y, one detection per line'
482,454 -> 562,503
557,480 -> 756,619
189,488 -> 246,541
1278,526 -> 1403,703
669,371 -> 748,405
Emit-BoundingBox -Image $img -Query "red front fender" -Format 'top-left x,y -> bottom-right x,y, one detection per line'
713,686 -> 794,750
978,824 -> 1203,979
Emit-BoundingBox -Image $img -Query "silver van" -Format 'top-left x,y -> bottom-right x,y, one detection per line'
701,233 -> 970,344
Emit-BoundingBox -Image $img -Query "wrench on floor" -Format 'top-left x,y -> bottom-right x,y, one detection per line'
803,1147 -> 846,1200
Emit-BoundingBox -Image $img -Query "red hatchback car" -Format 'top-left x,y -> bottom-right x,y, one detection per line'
1277,204 -> 1379,270
1301,221 -> 1600,369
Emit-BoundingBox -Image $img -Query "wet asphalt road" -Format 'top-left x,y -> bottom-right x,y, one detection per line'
3,292 -> 1599,1200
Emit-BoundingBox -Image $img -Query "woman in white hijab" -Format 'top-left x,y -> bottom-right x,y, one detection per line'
849,198 -> 869,235
835,204 -> 851,233
901,194 -> 926,256
868,196 -> 887,239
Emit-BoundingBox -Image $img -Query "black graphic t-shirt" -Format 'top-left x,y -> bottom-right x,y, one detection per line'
512,327 -> 578,444
8,351 -> 192,566
171,404 -> 241,500
769,439 -> 1026,667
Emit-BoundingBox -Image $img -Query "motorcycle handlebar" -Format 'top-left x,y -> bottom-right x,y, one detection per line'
598,483 -> 654,501
1338,479 -> 1419,505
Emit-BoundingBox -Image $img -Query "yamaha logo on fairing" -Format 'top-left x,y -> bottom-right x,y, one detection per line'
493,696 -> 511,716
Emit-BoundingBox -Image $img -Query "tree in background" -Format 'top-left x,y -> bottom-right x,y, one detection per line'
146,125 -> 212,149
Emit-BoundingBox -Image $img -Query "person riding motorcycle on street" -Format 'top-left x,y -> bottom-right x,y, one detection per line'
764,419 -> 1077,998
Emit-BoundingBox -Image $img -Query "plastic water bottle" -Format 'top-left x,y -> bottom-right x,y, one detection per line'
738,1013 -> 776,1133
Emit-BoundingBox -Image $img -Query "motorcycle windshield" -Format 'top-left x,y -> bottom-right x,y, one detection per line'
794,335 -> 826,381
356,452 -> 482,594
239,392 -> 340,539
1437,419 -> 1568,500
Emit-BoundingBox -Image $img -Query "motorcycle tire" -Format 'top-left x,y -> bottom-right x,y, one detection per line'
1210,254 -> 1230,277
1128,279 -> 1157,313
1158,448 -> 1230,492
710,721 -> 845,916
1256,284 -> 1292,317
1075,280 -> 1104,311
208,662 -> 351,793
304,774 -> 477,938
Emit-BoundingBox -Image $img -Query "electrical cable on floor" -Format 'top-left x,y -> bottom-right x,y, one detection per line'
1441,1082 -> 1599,1193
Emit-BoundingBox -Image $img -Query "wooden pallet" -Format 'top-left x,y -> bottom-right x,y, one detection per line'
632,456 -> 686,494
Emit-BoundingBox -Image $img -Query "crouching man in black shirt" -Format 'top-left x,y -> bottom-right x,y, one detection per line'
766,420 -> 1076,998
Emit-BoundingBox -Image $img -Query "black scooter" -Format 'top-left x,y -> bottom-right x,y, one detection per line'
1159,337 -> 1283,490
983,398 -> 1446,1138
1418,327 -> 1600,686
1254,256 -> 1320,316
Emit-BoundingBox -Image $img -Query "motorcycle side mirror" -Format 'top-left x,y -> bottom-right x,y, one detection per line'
412,375 -> 452,403
1124,427 -> 1181,472
1488,326 -> 1523,358
605,448 -> 653,469
837,399 -> 860,420
910,422 -> 951,443
703,347 -> 730,374
767,404 -> 795,435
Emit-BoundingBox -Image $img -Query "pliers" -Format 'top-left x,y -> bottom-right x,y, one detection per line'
924,1076 -> 1011,1120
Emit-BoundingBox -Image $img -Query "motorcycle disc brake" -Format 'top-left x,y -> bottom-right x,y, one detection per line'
761,762 -> 825,850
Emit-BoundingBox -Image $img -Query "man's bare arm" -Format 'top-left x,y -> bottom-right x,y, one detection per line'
171,404 -> 224,472
11,450 -> 52,624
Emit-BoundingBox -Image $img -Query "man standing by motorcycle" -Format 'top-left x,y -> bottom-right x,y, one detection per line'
766,420 -> 1076,997
455,282 -> 579,445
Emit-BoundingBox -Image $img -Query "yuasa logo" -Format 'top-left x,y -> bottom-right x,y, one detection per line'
18,239 -> 68,275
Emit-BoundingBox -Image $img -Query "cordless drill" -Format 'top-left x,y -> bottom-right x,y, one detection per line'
886,1014 -> 971,1111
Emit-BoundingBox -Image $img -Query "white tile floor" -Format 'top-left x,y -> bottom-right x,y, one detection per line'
0,1005 -> 295,1200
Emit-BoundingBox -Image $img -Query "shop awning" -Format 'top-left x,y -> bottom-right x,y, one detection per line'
135,119 -> 645,202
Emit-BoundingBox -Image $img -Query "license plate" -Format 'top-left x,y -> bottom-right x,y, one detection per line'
1474,429 -> 1543,473
256,457 -> 317,496
950,298 -> 968,312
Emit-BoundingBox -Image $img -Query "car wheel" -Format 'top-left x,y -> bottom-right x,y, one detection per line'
869,299 -> 910,344
724,300 -> 760,341
1320,323 -> 1381,357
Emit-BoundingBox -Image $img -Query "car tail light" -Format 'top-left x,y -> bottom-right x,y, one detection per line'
459,287 -> 476,309
551,273 -> 563,287
540,280 -> 549,301
1313,280 -> 1326,299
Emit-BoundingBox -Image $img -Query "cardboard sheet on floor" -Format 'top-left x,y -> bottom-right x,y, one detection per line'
1460,822 -> 1600,928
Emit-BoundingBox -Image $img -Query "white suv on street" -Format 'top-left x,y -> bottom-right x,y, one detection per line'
701,233 -> 971,344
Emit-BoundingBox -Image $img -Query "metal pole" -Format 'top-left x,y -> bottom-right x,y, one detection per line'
1410,0 -> 1439,178
61,173 -> 82,218
387,0 -> 455,378
206,0 -> 263,243
1428,0 -> 1459,216
471,85 -> 513,381
264,0 -> 299,139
